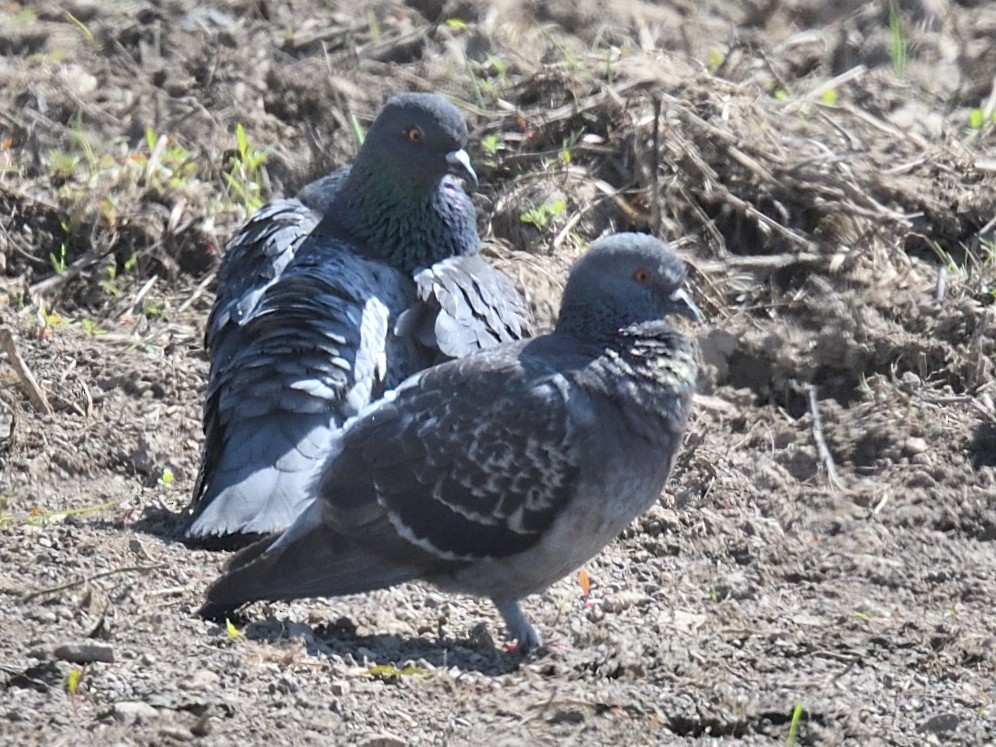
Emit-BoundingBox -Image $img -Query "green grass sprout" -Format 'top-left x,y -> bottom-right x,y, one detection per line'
786,702 -> 804,745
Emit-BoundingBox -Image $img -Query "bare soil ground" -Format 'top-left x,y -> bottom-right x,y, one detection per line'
2,0 -> 995,744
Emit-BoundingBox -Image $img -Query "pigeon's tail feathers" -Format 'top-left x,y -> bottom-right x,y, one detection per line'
184,413 -> 334,542
201,501 -> 422,612
197,599 -> 242,624
196,534 -> 277,621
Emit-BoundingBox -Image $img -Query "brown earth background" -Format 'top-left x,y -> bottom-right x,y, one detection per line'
1,0 -> 995,744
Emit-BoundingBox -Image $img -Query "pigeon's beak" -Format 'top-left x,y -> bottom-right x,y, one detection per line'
446,148 -> 478,190
669,287 -> 703,322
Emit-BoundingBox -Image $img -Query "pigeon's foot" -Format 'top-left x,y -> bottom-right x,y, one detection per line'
197,600 -> 241,624
493,597 -> 542,653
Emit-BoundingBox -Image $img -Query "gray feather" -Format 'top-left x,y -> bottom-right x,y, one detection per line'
396,254 -> 532,359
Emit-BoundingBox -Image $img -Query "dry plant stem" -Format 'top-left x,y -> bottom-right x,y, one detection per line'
21,564 -> 165,602
921,394 -> 996,425
873,492 -> 892,515
0,325 -> 53,414
27,251 -> 102,297
808,385 -> 841,495
695,252 -> 825,274
127,276 -> 158,318
711,182 -> 815,250
651,96 -> 662,235
661,102 -> 816,251
785,65 -> 868,109
935,266 -> 947,301
177,271 -> 216,314
837,102 -> 929,150
976,214 -> 996,241
982,74 -> 996,120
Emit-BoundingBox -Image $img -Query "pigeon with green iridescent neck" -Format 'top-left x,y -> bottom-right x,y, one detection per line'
184,93 -> 530,546
199,233 -> 701,651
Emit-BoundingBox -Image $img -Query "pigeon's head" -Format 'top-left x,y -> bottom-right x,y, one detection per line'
359,92 -> 477,191
556,233 -> 702,337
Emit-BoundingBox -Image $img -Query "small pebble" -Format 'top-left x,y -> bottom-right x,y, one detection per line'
53,643 -> 115,664
158,725 -> 195,742
330,680 -> 350,696
28,609 -> 57,624
190,713 -> 212,737
178,669 -> 220,691
602,590 -> 647,613
112,701 -> 160,723
917,712 -> 960,735
357,734 -> 407,747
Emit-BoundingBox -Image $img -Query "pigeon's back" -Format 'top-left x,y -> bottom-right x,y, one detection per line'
207,198 -> 319,344
205,169 -> 352,369
187,234 -> 429,541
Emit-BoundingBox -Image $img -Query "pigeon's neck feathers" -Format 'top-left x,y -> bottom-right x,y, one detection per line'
328,161 -> 479,275
615,320 -> 698,390
555,290 -> 660,343
588,319 -> 697,385
567,320 -> 697,442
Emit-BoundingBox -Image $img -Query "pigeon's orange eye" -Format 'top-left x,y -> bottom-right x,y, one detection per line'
406,127 -> 423,143
632,267 -> 654,285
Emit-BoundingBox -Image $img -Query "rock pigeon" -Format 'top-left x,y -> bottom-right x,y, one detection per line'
199,233 -> 701,650
184,93 -> 531,545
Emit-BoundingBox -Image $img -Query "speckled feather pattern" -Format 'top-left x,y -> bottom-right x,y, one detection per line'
188,239 -> 428,538
397,253 -> 532,358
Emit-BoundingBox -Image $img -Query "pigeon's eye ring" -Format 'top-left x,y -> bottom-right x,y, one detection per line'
632,267 -> 654,285
406,127 -> 423,143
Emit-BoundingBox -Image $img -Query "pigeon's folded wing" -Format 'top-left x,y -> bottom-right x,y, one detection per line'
200,344 -> 585,610
206,165 -> 352,352
321,346 -> 581,562
395,254 -> 532,358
